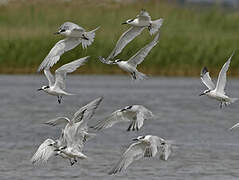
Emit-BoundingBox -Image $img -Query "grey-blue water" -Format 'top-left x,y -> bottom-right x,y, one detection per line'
1,75 -> 239,180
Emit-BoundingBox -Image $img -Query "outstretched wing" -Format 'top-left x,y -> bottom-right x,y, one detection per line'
31,139 -> 56,164
215,52 -> 234,94
72,97 -> 103,124
44,69 -> 55,87
108,142 -> 146,175
54,56 -> 89,90
37,38 -> 81,72
106,26 -> 145,60
200,67 -> 215,90
44,117 -> 71,126
127,33 -> 159,68
90,109 -> 133,131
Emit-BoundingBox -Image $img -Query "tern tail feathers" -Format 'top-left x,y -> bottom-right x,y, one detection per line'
229,98 -> 238,104
132,71 -> 147,81
149,18 -> 163,35
81,27 -> 100,49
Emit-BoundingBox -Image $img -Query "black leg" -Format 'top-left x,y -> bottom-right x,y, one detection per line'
70,159 -> 74,166
74,158 -> 77,163
220,102 -> 223,109
57,96 -> 62,104
131,72 -> 136,80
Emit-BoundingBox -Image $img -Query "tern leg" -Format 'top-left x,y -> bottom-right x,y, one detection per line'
69,159 -> 74,166
57,96 -> 63,104
219,102 -> 223,109
131,72 -> 136,80
74,157 -> 77,163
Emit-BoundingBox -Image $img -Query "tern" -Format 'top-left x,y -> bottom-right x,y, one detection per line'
37,56 -> 89,104
99,32 -> 159,80
44,97 -> 103,165
122,9 -> 163,35
31,130 -> 68,164
91,105 -> 154,131
108,135 -> 171,175
199,52 -> 238,108
38,22 -> 99,71
100,9 -> 163,61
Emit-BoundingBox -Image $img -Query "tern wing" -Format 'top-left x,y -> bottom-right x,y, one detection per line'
109,142 -> 146,174
200,67 -> 215,90
37,38 -> 81,72
91,110 -> 130,131
229,122 -> 239,130
54,56 -> 89,90
72,97 -> 103,124
31,139 -> 56,164
44,117 -> 71,126
127,33 -> 159,68
215,52 -> 234,94
106,26 -> 145,60
136,9 -> 151,21
43,69 -> 55,87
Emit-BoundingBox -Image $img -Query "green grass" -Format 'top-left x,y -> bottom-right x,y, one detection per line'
0,0 -> 239,76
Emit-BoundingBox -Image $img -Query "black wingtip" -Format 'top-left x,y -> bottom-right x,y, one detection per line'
201,67 -> 208,75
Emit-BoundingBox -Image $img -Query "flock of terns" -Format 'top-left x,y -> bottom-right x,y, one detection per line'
31,9 -> 239,175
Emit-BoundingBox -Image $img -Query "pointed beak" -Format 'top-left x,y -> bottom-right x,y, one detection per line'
122,22 -> 127,25
199,92 -> 205,96
132,138 -> 138,141
37,88 -> 43,91
53,32 -> 60,35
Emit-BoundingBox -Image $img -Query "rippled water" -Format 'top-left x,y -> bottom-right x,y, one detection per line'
1,75 -> 239,180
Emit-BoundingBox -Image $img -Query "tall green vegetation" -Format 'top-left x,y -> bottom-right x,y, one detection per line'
0,0 -> 238,76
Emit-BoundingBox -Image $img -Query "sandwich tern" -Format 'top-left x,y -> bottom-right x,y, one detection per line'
122,9 -> 163,36
99,32 -> 159,80
100,10 -> 163,61
37,56 -> 89,104
199,52 -> 238,108
108,135 -> 171,174
45,97 -> 103,165
38,22 -> 99,71
91,105 -> 154,131
31,129 -> 68,165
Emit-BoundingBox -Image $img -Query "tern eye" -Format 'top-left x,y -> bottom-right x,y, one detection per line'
60,29 -> 66,32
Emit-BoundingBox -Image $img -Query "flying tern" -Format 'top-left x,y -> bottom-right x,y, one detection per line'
99,32 -> 159,80
199,52 -> 238,108
44,97 -> 103,165
38,22 -> 99,71
109,135 -> 171,174
91,105 -> 154,131
100,9 -> 163,61
37,56 -> 89,104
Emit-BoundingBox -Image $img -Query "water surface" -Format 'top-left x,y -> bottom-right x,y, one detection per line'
1,75 -> 239,180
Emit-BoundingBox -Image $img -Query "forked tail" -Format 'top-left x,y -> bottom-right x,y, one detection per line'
149,18 -> 163,35
81,26 -> 100,49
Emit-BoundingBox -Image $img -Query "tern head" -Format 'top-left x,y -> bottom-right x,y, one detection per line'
122,19 -> 134,25
37,85 -> 50,91
54,26 -> 70,36
199,89 -> 211,96
132,135 -> 146,142
114,59 -> 122,64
